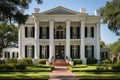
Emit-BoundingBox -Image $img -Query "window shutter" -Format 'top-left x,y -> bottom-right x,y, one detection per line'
92,45 -> 94,58
39,45 -> 42,58
78,45 -> 80,58
25,46 -> 27,58
32,27 -> 35,37
77,27 -> 80,39
85,46 -> 88,58
70,45 -> 72,58
47,27 -> 49,39
32,45 -> 34,58
85,27 -> 87,37
70,27 -> 72,39
91,27 -> 94,38
39,27 -> 42,39
47,45 -> 49,59
25,27 -> 28,38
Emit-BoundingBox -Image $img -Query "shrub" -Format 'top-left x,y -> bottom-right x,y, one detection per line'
15,62 -> 26,70
4,64 -> 15,70
87,58 -> 98,64
6,58 -> 18,64
0,60 -> 5,64
0,64 -> 6,69
39,59 -> 46,64
73,59 -> 82,65
112,64 -> 120,70
101,59 -> 111,64
21,58 -> 33,66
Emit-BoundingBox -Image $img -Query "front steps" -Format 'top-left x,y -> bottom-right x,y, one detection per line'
51,59 -> 70,66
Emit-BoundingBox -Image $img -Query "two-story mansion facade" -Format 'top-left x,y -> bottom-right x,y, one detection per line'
18,6 -> 100,64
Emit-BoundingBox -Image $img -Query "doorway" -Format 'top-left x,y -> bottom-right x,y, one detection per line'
55,45 -> 64,59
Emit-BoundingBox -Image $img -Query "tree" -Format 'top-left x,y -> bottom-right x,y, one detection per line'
0,0 -> 43,24
100,40 -> 106,48
100,0 -> 120,35
0,23 -> 18,53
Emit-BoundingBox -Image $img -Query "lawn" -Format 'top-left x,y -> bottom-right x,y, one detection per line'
69,65 -> 120,79
0,65 -> 53,79
0,72 -> 49,79
74,72 -> 120,79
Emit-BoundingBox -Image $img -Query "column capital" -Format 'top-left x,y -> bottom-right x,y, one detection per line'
66,20 -> 71,23
49,20 -> 54,24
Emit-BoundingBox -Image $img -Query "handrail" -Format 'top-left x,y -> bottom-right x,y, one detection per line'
65,55 -> 73,65
48,55 -> 54,64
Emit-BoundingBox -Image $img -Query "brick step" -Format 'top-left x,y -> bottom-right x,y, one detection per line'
51,60 -> 70,66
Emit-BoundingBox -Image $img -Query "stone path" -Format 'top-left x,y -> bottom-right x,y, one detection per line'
48,66 -> 78,80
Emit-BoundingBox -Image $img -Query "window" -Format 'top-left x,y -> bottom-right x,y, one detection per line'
25,45 -> 34,58
39,45 -> 49,59
25,27 -> 35,38
85,45 -> 94,58
39,27 -> 49,39
85,27 -> 94,38
71,27 -> 80,39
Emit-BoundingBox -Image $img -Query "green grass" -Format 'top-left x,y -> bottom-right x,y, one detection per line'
74,72 -> 120,79
0,65 -> 53,79
0,72 -> 49,79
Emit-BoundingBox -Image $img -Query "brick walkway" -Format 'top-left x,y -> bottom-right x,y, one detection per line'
48,66 -> 78,80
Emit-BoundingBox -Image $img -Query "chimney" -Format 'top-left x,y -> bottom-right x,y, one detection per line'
95,9 -> 100,16
34,8 -> 40,13
80,8 -> 86,13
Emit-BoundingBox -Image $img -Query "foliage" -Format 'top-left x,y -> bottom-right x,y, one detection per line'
110,39 -> 120,55
0,60 -> 5,64
100,40 -> 106,48
101,59 -> 111,64
6,58 -> 18,64
87,58 -> 98,64
112,60 -> 120,70
0,23 -> 18,53
4,63 -> 15,70
0,0 -> 42,24
73,59 -> 82,65
15,62 -> 26,70
100,0 -> 120,35
21,58 -> 33,66
38,59 -> 46,64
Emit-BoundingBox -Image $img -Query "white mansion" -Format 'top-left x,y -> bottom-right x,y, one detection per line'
3,6 -> 101,64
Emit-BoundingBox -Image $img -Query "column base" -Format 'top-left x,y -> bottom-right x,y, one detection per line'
33,58 -> 38,64
81,58 -> 86,64
97,58 -> 100,64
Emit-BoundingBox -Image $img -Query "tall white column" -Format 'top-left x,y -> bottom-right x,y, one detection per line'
35,20 -> 39,59
96,23 -> 100,63
49,21 -> 54,58
18,25 -> 23,59
66,21 -> 70,58
80,20 -> 86,64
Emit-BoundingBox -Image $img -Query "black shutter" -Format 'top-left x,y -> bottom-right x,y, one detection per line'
39,45 -> 42,58
25,45 -> 27,58
17,52 -> 18,58
13,52 -> 14,58
85,46 -> 88,58
8,52 -> 10,59
78,45 -> 80,58
39,27 -> 42,39
85,27 -> 87,38
47,46 -> 49,59
47,27 -> 49,39
32,27 -> 35,38
70,27 -> 72,39
25,27 -> 28,38
92,45 -> 94,58
77,27 -> 80,39
70,45 -> 72,59
91,27 -> 94,38
32,45 -> 34,58
5,52 -> 6,58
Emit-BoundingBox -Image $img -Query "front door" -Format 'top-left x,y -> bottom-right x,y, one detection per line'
55,46 -> 64,59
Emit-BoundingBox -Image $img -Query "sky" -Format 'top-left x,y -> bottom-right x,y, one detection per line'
25,0 -> 119,44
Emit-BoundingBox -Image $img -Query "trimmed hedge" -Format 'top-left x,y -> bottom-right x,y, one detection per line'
87,58 -> 98,64
21,58 -> 33,66
73,59 -> 82,65
38,59 -> 46,64
0,60 -> 5,64
6,58 -> 18,64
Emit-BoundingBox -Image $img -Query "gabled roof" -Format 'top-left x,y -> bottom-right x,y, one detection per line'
41,6 -> 79,15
